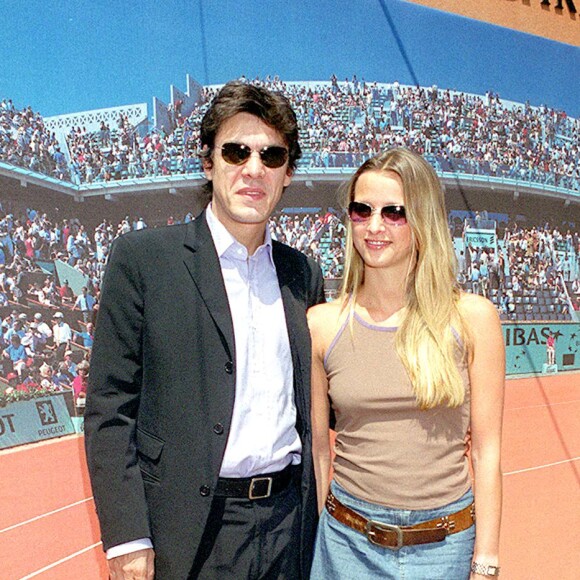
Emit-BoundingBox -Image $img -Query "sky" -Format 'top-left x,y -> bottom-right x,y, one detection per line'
1,0 -> 578,117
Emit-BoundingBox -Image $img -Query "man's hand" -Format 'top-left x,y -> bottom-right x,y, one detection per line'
108,548 -> 154,580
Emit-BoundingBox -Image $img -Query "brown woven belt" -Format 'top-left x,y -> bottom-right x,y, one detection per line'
325,492 -> 475,550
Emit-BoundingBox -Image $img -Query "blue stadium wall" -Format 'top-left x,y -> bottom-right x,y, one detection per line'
504,323 -> 579,374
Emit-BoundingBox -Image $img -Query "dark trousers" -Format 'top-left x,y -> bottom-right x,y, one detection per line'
189,477 -> 302,580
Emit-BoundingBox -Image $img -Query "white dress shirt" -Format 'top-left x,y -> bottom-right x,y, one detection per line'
206,204 -> 300,477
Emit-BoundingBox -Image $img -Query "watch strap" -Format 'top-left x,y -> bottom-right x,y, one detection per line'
471,562 -> 500,576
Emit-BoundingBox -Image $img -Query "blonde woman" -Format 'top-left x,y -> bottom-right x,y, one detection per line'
309,148 -> 504,579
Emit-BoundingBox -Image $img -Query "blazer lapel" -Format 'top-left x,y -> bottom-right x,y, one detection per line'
182,214 -> 235,360
273,245 -> 310,427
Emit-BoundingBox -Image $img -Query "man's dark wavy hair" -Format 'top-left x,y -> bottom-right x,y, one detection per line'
199,81 -> 302,177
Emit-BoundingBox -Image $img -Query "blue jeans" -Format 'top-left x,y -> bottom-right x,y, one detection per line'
311,481 -> 475,580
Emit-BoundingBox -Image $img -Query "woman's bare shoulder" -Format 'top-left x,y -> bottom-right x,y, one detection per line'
458,291 -> 501,328
308,298 -> 346,324
308,298 -> 349,343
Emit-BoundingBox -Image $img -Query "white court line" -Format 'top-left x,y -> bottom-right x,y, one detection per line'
506,398 -> 580,411
0,497 -> 93,534
19,541 -> 102,579
504,456 -> 580,476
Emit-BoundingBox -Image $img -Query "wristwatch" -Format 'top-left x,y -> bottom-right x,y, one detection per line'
471,562 -> 500,576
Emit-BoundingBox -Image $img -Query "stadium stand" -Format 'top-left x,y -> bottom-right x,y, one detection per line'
0,98 -> 69,180
0,193 -> 576,407
3,77 -> 578,194
457,218 -> 578,322
0,76 -> 577,405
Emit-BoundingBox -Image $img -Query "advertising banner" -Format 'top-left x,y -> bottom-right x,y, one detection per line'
464,230 -> 497,250
0,394 -> 76,450
503,322 -> 580,375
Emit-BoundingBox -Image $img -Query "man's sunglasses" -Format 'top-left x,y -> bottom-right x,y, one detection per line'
216,142 -> 289,169
348,201 -> 407,226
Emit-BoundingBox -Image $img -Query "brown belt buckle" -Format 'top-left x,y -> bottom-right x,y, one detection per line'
249,476 -> 273,499
365,520 -> 404,550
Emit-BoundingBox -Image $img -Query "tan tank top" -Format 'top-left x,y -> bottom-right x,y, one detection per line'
325,312 -> 471,509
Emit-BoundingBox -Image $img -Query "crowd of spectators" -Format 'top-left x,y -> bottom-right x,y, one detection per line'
0,203 -> 202,406
269,210 -> 346,279
270,206 -> 579,319
0,197 -> 577,408
0,204 -> 98,406
459,222 -> 579,320
2,76 -> 578,193
65,114 -> 203,184
0,198 -> 580,414
362,83 -> 579,191
0,306 -> 93,409
0,98 -> 69,180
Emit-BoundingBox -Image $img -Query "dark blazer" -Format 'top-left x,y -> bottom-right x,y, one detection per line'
85,213 -> 325,579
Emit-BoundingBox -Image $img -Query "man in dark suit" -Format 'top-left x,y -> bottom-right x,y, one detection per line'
85,82 -> 325,579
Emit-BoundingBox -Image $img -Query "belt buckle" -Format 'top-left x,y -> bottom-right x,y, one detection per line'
249,476 -> 273,500
365,520 -> 404,550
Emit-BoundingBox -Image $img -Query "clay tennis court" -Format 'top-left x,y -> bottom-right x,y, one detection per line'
1,371 -> 578,579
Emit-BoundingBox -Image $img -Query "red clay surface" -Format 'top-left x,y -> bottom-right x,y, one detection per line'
0,371 -> 578,579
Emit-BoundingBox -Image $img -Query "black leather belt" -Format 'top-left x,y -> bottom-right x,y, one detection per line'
215,463 -> 295,500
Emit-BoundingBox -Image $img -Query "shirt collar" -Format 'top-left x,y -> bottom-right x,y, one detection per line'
205,203 -> 274,265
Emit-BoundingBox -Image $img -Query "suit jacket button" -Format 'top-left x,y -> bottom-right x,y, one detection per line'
224,361 -> 233,374
213,423 -> 224,435
199,485 -> 211,497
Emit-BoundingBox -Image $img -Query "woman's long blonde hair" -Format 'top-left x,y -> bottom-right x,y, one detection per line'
340,148 -> 471,409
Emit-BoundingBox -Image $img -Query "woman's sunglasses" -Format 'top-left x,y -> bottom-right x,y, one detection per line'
348,201 -> 407,226
217,142 -> 289,169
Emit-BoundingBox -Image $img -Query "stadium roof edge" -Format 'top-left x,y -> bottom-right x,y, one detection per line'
0,161 -> 578,204
0,161 -> 76,197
